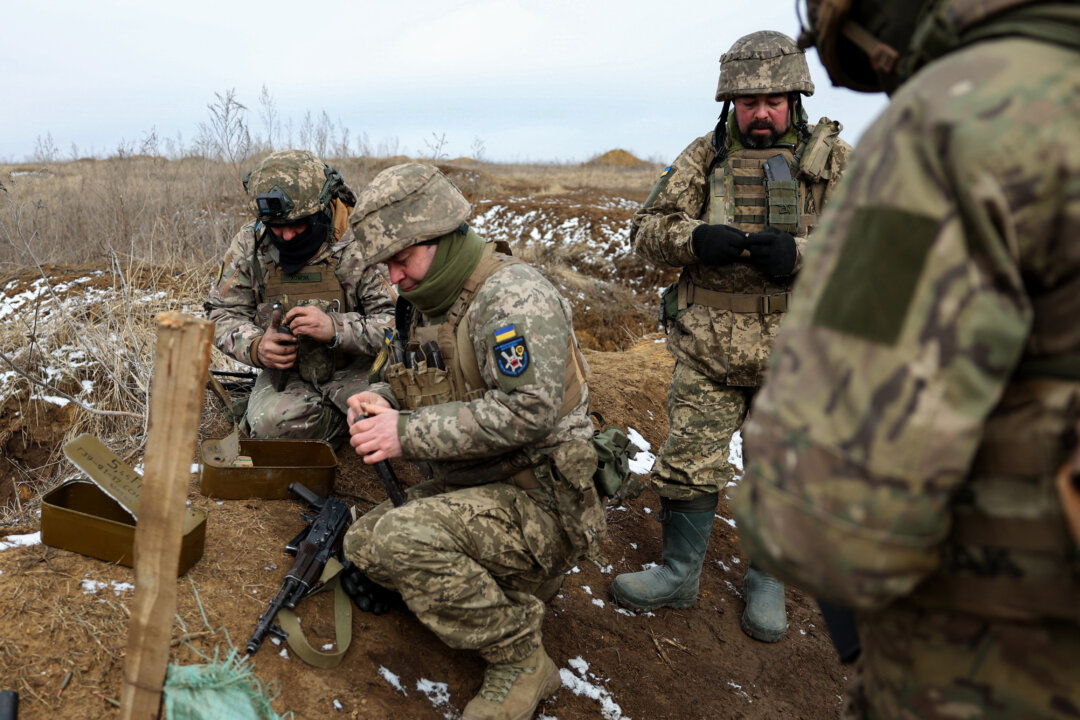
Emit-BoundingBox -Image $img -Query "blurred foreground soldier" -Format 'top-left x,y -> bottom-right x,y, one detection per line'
732,0 -> 1080,716
614,30 -> 851,643
205,150 -> 394,446
340,163 -> 604,720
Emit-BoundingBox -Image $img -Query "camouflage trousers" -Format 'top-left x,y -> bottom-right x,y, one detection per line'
653,361 -> 755,500
342,480 -> 574,664
842,603 -> 1080,719
243,360 -> 372,446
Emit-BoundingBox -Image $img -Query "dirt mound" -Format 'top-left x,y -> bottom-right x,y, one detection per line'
591,149 -> 643,167
0,339 -> 847,720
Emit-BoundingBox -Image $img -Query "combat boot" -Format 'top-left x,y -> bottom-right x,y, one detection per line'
610,494 -> 717,610
741,564 -> 787,642
462,644 -> 562,720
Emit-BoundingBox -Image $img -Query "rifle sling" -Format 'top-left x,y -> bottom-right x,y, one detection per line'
276,557 -> 353,668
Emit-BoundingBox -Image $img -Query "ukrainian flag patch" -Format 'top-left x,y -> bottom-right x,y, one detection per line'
660,166 -> 673,177
494,325 -> 517,342
494,333 -> 529,376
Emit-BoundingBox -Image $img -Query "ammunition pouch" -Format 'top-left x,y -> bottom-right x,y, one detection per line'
659,281 -> 682,331
765,177 -> 799,233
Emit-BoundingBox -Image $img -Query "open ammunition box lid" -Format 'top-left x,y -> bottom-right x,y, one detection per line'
200,431 -> 337,499
40,434 -> 206,574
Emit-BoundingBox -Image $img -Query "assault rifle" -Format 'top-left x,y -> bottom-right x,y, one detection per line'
245,482 -> 351,656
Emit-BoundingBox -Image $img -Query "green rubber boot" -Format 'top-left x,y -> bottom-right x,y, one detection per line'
611,494 -> 717,610
741,565 -> 787,642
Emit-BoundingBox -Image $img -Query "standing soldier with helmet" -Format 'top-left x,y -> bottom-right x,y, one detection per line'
339,163 -> 604,720
205,150 -> 394,446
733,0 -> 1080,716
614,30 -> 851,643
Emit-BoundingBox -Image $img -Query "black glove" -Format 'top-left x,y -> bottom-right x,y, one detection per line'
745,227 -> 798,277
340,561 -> 400,615
691,224 -> 749,266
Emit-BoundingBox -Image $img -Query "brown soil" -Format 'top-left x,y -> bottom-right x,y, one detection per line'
0,339 -> 847,720
0,397 -> 73,509
591,150 -> 644,167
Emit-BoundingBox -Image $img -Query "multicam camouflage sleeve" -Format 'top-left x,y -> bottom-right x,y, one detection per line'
397,264 -> 587,460
630,134 -> 713,268
332,244 -> 395,356
206,224 -> 265,366
731,40 -> 1080,609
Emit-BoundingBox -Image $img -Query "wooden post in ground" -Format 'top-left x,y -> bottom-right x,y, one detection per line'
120,312 -> 213,720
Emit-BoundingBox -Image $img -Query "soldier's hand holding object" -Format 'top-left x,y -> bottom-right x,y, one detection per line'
348,393 -> 402,463
257,326 -> 298,369
285,305 -> 335,342
745,227 -> 797,277
691,223 -> 751,266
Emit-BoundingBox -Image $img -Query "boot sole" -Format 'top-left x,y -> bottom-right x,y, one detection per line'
740,612 -> 787,643
611,585 -> 697,611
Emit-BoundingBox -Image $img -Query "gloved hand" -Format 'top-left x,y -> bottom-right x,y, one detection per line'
691,224 -> 750,266
340,561 -> 400,615
745,227 -> 798,277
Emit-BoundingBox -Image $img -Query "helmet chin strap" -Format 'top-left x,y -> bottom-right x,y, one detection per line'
709,99 -> 732,174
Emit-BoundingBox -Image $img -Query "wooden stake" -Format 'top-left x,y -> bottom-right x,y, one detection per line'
120,312 -> 213,720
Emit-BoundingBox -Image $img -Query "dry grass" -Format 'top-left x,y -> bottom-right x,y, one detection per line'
0,153 -> 661,525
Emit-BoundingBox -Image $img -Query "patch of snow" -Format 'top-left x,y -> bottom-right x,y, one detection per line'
592,598 -> 606,609
379,666 -> 407,695
728,431 -> 743,475
332,699 -> 343,711
0,532 -> 41,551
625,428 -> 650,453
581,586 -> 592,595
416,679 -> 454,718
560,658 -> 630,720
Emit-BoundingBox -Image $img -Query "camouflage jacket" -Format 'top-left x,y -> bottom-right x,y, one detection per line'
633,122 -> 850,386
370,254 -> 604,556
732,34 -> 1080,620
371,259 -> 594,461
206,202 -> 395,367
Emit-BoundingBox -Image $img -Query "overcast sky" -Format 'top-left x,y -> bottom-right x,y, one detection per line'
5,0 -> 889,165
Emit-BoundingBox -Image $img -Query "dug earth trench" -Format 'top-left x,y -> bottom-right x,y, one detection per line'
0,339 -> 848,720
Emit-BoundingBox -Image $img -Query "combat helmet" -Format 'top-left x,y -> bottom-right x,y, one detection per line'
795,0 -> 1035,94
715,30 -> 815,101
242,149 -> 348,224
350,163 -> 471,265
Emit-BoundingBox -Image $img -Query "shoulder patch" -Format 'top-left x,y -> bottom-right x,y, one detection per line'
644,166 -> 677,209
493,325 -> 529,376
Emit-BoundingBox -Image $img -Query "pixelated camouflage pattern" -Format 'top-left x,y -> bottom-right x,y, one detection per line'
350,163 -> 471,265
632,126 -> 850,386
343,480 -> 574,664
652,362 -> 753,499
390,261 -> 595,462
243,150 -> 341,222
343,251 -> 604,663
732,31 -> 1080,719
206,199 -> 395,441
715,30 -> 815,101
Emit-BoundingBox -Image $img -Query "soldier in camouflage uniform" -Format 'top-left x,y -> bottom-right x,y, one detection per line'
613,30 -> 851,643
205,150 -> 394,446
732,0 -> 1080,716
339,163 -> 604,720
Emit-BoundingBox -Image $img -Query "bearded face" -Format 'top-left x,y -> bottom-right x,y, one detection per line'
734,94 -> 792,148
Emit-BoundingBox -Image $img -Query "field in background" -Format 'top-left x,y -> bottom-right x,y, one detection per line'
0,152 -> 672,519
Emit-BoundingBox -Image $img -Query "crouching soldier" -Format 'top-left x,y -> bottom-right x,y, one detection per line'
205,150 -> 394,445
340,163 -> 605,720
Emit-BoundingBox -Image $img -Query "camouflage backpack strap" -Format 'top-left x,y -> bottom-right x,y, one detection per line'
438,243 -> 524,399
